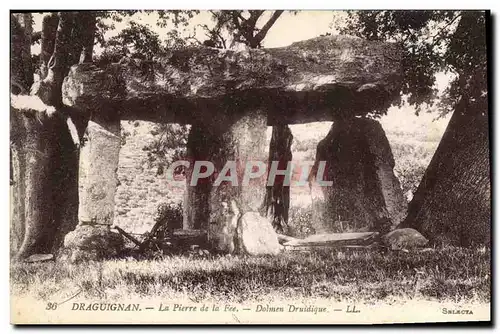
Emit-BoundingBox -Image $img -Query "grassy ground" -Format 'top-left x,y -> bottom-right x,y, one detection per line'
11,246 -> 489,305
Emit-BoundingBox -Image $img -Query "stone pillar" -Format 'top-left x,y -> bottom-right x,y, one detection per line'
208,110 -> 268,253
184,109 -> 280,255
63,116 -> 123,262
311,117 -> 407,234
78,119 -> 121,224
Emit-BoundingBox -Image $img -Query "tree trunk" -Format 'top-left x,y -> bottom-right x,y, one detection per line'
402,102 -> 490,246
10,12 -> 96,259
183,124 -> 216,230
10,13 -> 33,93
10,104 -> 57,258
262,125 -> 293,232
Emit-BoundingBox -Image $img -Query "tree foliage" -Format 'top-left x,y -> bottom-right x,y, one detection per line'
136,10 -> 286,176
338,10 -> 488,116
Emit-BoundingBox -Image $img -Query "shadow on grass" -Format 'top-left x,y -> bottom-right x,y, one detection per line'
10,247 -> 490,304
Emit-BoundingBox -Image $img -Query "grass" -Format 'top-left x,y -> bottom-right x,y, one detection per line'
11,246 -> 490,305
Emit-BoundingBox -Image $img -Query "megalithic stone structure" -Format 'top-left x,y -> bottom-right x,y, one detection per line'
62,112 -> 124,262
183,109 -> 269,252
62,35 -> 403,125
310,117 -> 407,234
78,119 -> 121,225
59,35 -> 404,257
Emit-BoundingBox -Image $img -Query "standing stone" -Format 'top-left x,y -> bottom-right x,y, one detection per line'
184,109 -> 270,253
78,119 -> 121,224
208,110 -> 268,253
63,117 -> 123,262
311,117 -> 407,233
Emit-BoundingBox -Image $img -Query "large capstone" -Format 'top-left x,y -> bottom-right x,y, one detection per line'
311,117 -> 407,233
62,35 -> 402,125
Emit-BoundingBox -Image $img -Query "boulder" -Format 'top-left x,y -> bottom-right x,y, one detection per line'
62,35 -> 403,125
311,117 -> 407,233
62,225 -> 124,263
381,228 -> 429,250
237,211 -> 281,256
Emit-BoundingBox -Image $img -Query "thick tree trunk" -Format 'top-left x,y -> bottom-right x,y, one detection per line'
310,117 -> 407,234
39,13 -> 59,80
402,103 -> 490,246
10,12 -> 97,259
10,102 -> 58,258
262,125 -> 293,232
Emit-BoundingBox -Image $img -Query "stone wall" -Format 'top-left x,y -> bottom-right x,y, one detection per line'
78,121 -> 185,235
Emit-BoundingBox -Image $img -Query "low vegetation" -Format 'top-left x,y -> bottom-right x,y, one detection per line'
11,246 -> 489,304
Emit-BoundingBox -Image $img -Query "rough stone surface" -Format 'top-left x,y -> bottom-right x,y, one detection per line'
237,211 -> 281,256
183,109 -> 268,253
79,119 -> 121,225
208,200 -> 239,254
311,117 -> 407,233
207,110 -> 268,252
62,225 -> 124,262
381,228 -> 429,250
62,35 -> 402,125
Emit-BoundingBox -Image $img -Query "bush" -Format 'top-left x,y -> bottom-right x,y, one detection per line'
292,138 -> 318,153
389,139 -> 437,198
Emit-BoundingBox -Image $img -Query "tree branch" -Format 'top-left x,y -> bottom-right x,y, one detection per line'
253,10 -> 284,46
430,12 -> 462,47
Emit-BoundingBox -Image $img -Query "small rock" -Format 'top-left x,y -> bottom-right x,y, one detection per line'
25,253 -> 54,263
237,212 -> 281,256
382,228 -> 428,250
